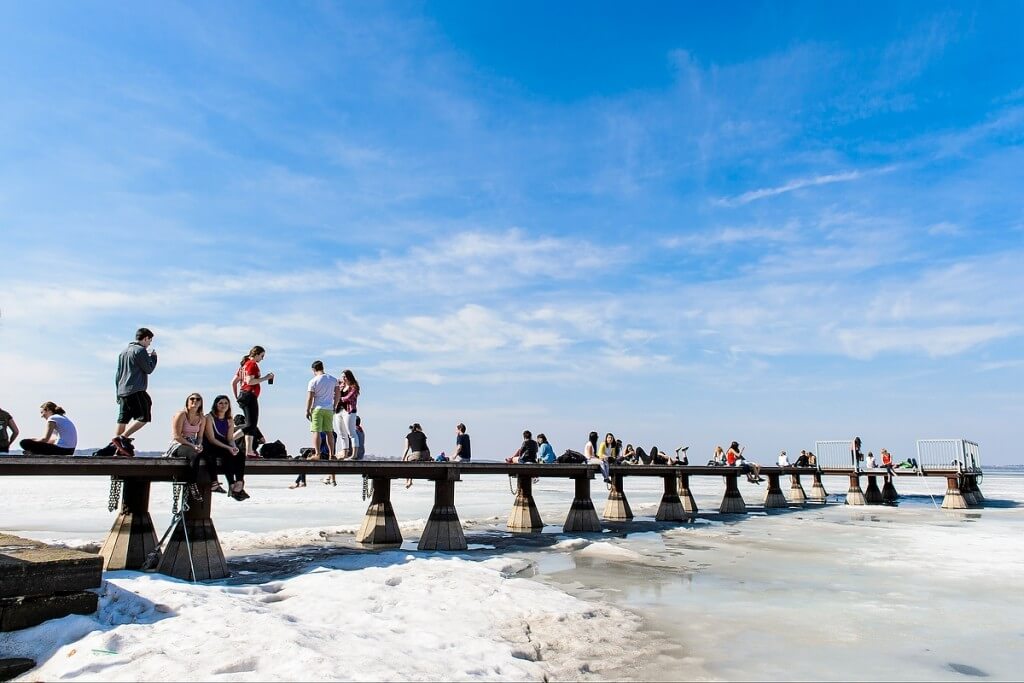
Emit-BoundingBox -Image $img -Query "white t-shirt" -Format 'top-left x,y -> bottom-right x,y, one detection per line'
49,414 -> 78,450
777,454 -> 790,466
307,373 -> 338,410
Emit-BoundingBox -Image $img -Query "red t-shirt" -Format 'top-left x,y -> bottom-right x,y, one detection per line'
241,360 -> 261,397
726,450 -> 738,466
881,453 -> 893,466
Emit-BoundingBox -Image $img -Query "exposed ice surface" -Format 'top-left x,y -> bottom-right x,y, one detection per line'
1,471 -> 1022,681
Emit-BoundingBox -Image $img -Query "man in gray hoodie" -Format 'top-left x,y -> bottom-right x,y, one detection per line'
112,327 -> 158,455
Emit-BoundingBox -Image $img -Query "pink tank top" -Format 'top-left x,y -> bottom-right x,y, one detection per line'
182,415 -> 202,444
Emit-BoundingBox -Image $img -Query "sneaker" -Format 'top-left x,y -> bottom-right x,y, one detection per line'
112,437 -> 133,458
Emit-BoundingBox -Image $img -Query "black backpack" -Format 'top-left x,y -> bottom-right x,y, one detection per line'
260,440 -> 288,459
557,449 -> 586,464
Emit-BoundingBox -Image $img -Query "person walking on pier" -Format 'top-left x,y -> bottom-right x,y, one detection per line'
585,431 -> 610,484
335,370 -> 360,460
403,423 -> 430,488
237,346 -> 274,459
0,406 -> 19,454
19,402 -> 77,455
453,423 -> 471,462
113,327 -> 158,456
204,395 -> 248,500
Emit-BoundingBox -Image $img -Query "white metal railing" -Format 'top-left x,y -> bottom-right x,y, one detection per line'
915,439 -> 981,473
814,440 -> 856,470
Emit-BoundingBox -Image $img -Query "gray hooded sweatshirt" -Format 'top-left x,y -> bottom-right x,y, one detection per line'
116,342 -> 158,397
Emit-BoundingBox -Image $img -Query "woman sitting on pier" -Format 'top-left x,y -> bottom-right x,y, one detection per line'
403,423 -> 430,488
204,395 -> 248,501
587,431 -> 610,484
166,394 -> 219,490
19,402 -> 77,455
727,441 -> 764,484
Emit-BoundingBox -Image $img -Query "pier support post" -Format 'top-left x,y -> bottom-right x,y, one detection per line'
970,475 -> 985,503
845,474 -> 867,506
507,475 -> 544,532
656,474 -> 687,522
941,475 -> 969,509
563,475 -> 602,532
678,473 -> 698,514
719,473 -> 747,514
864,475 -> 884,505
763,473 -> 788,509
959,476 -> 979,507
788,473 -> 807,505
156,484 -> 228,581
418,474 -> 467,551
357,478 -> 402,546
100,478 -> 158,571
807,472 -> 828,503
602,474 -> 634,521
881,473 -> 898,503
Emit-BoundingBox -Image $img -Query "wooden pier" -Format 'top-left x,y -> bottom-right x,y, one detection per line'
0,457 -> 984,582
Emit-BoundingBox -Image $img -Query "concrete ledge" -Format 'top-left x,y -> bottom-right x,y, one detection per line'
0,658 -> 36,681
0,534 -> 102,599
0,590 -> 98,632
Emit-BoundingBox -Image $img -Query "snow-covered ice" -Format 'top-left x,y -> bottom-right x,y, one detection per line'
1,471 -> 1022,680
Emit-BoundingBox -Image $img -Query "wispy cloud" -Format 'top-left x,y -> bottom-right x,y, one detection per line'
714,167 -> 896,207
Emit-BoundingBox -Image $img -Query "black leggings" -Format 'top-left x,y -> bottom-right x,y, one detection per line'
206,441 -> 245,486
20,439 -> 74,455
237,391 -> 260,436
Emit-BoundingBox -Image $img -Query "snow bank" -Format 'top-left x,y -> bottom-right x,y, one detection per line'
4,553 -> 645,681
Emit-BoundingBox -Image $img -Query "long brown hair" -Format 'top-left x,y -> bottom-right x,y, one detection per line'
242,345 -> 266,365
40,401 -> 65,415
183,393 -> 204,416
342,369 -> 359,391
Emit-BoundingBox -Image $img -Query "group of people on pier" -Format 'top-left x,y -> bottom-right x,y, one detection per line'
0,328 -> 914,501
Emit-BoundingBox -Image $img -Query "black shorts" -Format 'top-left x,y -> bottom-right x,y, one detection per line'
117,391 -> 152,424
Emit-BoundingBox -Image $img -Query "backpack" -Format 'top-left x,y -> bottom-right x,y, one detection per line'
557,449 -> 585,464
93,442 -> 118,457
260,440 -> 288,459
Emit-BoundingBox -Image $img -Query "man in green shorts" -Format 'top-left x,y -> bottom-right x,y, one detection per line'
297,360 -> 338,488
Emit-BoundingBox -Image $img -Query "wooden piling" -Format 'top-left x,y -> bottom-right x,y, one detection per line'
507,475 -> 544,532
864,475 -> 884,505
881,473 -> 898,503
156,484 -> 228,581
941,475 -> 969,509
807,471 -> 828,503
656,474 -> 687,522
418,476 -> 467,551
788,473 -> 807,505
563,475 -> 602,532
357,478 -> 402,546
678,473 -> 698,514
719,473 -> 747,514
845,473 -> 866,506
602,474 -> 634,521
968,475 -> 985,504
763,473 -> 788,509
99,479 -> 158,571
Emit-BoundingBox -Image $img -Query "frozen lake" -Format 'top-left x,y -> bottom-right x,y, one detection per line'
2,471 -> 1022,680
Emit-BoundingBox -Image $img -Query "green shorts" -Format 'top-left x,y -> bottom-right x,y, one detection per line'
310,407 -> 333,433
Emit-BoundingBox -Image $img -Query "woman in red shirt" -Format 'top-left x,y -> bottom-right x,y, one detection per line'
237,346 -> 274,459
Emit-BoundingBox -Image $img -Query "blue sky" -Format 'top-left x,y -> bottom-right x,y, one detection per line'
1,1 -> 1022,463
